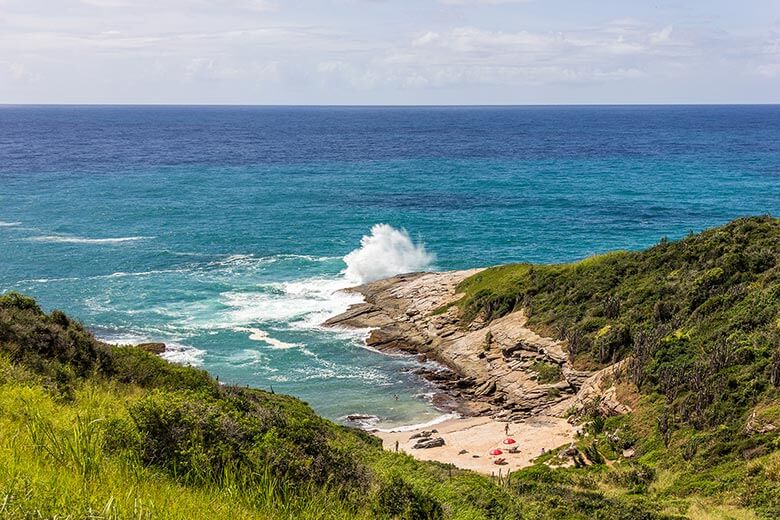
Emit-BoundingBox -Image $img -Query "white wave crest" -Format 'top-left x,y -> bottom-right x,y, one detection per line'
375,412 -> 460,433
28,234 -> 153,244
343,224 -> 434,284
233,327 -> 299,349
0,221 -> 21,227
220,277 -> 362,328
95,332 -> 206,367
159,342 -> 206,366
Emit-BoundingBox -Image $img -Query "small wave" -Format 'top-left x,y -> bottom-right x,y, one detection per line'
375,413 -> 460,433
94,330 -> 151,346
233,327 -> 299,349
93,330 -> 205,367
341,414 -> 381,429
16,276 -> 83,284
0,221 -> 21,227
16,268 -> 188,286
159,342 -> 206,367
343,224 -> 434,284
210,253 -> 337,269
220,277 -> 362,327
226,348 -> 269,367
28,234 -> 153,245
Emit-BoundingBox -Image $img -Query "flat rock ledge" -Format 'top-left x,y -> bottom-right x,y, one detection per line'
325,270 -> 609,422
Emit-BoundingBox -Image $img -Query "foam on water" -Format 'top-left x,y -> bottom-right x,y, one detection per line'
0,221 -> 21,227
159,342 -> 207,366
95,330 -> 206,367
28,234 -> 153,244
220,280 -> 360,326
233,327 -> 299,349
375,413 -> 460,433
343,224 -> 434,283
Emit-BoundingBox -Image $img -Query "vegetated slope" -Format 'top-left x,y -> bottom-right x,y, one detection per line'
458,216 -> 780,517
0,291 -> 676,519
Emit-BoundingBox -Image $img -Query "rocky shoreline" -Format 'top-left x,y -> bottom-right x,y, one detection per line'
325,270 -> 625,423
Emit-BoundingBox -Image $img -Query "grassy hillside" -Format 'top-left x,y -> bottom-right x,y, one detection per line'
457,216 -> 780,517
1,217 -> 779,518
0,291 -> 678,519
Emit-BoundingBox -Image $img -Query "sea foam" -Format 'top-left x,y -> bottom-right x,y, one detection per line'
158,341 -> 206,366
28,235 -> 152,244
233,326 -> 299,349
343,224 -> 434,284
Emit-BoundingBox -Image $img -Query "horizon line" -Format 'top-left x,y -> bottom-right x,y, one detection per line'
1,102 -> 779,108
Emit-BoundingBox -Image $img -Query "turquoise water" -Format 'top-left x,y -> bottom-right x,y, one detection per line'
1,105 -> 779,428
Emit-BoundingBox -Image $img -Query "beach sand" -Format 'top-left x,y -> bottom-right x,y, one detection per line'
374,415 -> 574,475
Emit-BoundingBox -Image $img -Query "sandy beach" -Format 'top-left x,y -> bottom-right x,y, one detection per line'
374,415 -> 574,475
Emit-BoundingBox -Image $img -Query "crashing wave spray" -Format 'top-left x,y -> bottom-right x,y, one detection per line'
343,224 -> 434,284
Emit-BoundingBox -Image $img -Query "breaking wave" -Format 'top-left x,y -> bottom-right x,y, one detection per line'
343,224 -> 434,284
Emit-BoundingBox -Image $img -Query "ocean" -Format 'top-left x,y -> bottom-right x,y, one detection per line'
1,105 -> 779,428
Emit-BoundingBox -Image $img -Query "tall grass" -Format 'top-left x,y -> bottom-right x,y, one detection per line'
0,381 -> 370,520
26,409 -> 104,481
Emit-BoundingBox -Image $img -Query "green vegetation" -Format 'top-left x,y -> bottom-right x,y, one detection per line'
2,216 -> 779,518
530,361 -> 562,384
0,290 -> 674,519
457,216 -> 780,518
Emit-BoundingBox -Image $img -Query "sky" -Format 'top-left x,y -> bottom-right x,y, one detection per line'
0,0 -> 778,104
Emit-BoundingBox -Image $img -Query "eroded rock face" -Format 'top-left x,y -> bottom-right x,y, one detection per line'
549,359 -> 634,421
325,270 -> 600,420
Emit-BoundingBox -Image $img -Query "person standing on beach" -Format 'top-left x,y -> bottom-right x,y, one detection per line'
505,423 -> 509,436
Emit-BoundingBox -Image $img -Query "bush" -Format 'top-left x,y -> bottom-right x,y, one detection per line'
375,474 -> 443,520
125,388 -> 371,489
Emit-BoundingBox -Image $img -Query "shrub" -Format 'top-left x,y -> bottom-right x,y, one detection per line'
375,474 -> 443,520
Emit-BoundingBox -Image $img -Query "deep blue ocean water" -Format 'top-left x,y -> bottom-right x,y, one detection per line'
1,105 -> 779,428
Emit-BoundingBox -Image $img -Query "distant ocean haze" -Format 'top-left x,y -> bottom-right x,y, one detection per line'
1,105 -> 779,428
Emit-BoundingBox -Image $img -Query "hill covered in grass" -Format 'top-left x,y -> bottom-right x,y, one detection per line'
0,291 -> 677,519
457,216 -> 780,517
1,216 -> 779,518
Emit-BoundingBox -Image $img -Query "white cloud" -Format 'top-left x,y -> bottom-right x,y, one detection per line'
413,31 -> 440,46
650,26 -> 674,45
0,0 -> 776,103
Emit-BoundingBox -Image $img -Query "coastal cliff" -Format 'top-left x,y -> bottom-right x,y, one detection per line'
326,270 -> 609,422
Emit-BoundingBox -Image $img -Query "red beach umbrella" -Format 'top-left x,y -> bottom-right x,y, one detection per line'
489,448 -> 503,456
503,438 -> 517,445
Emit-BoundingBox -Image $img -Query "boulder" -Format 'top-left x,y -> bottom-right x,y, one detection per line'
137,342 -> 166,354
413,437 -> 445,449
409,429 -> 438,440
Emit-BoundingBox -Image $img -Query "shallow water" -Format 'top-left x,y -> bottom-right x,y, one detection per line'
1,105 -> 779,427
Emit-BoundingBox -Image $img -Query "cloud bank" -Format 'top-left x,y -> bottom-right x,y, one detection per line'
0,0 -> 778,103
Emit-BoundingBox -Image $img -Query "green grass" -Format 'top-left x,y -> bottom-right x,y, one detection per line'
453,216 -> 780,518
531,361 -> 562,384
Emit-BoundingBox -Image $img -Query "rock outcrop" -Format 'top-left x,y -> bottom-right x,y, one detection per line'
325,270 -> 602,420
136,342 -> 167,355
548,359 -> 635,421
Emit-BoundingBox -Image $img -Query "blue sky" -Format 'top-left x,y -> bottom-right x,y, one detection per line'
1,0 -> 778,104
